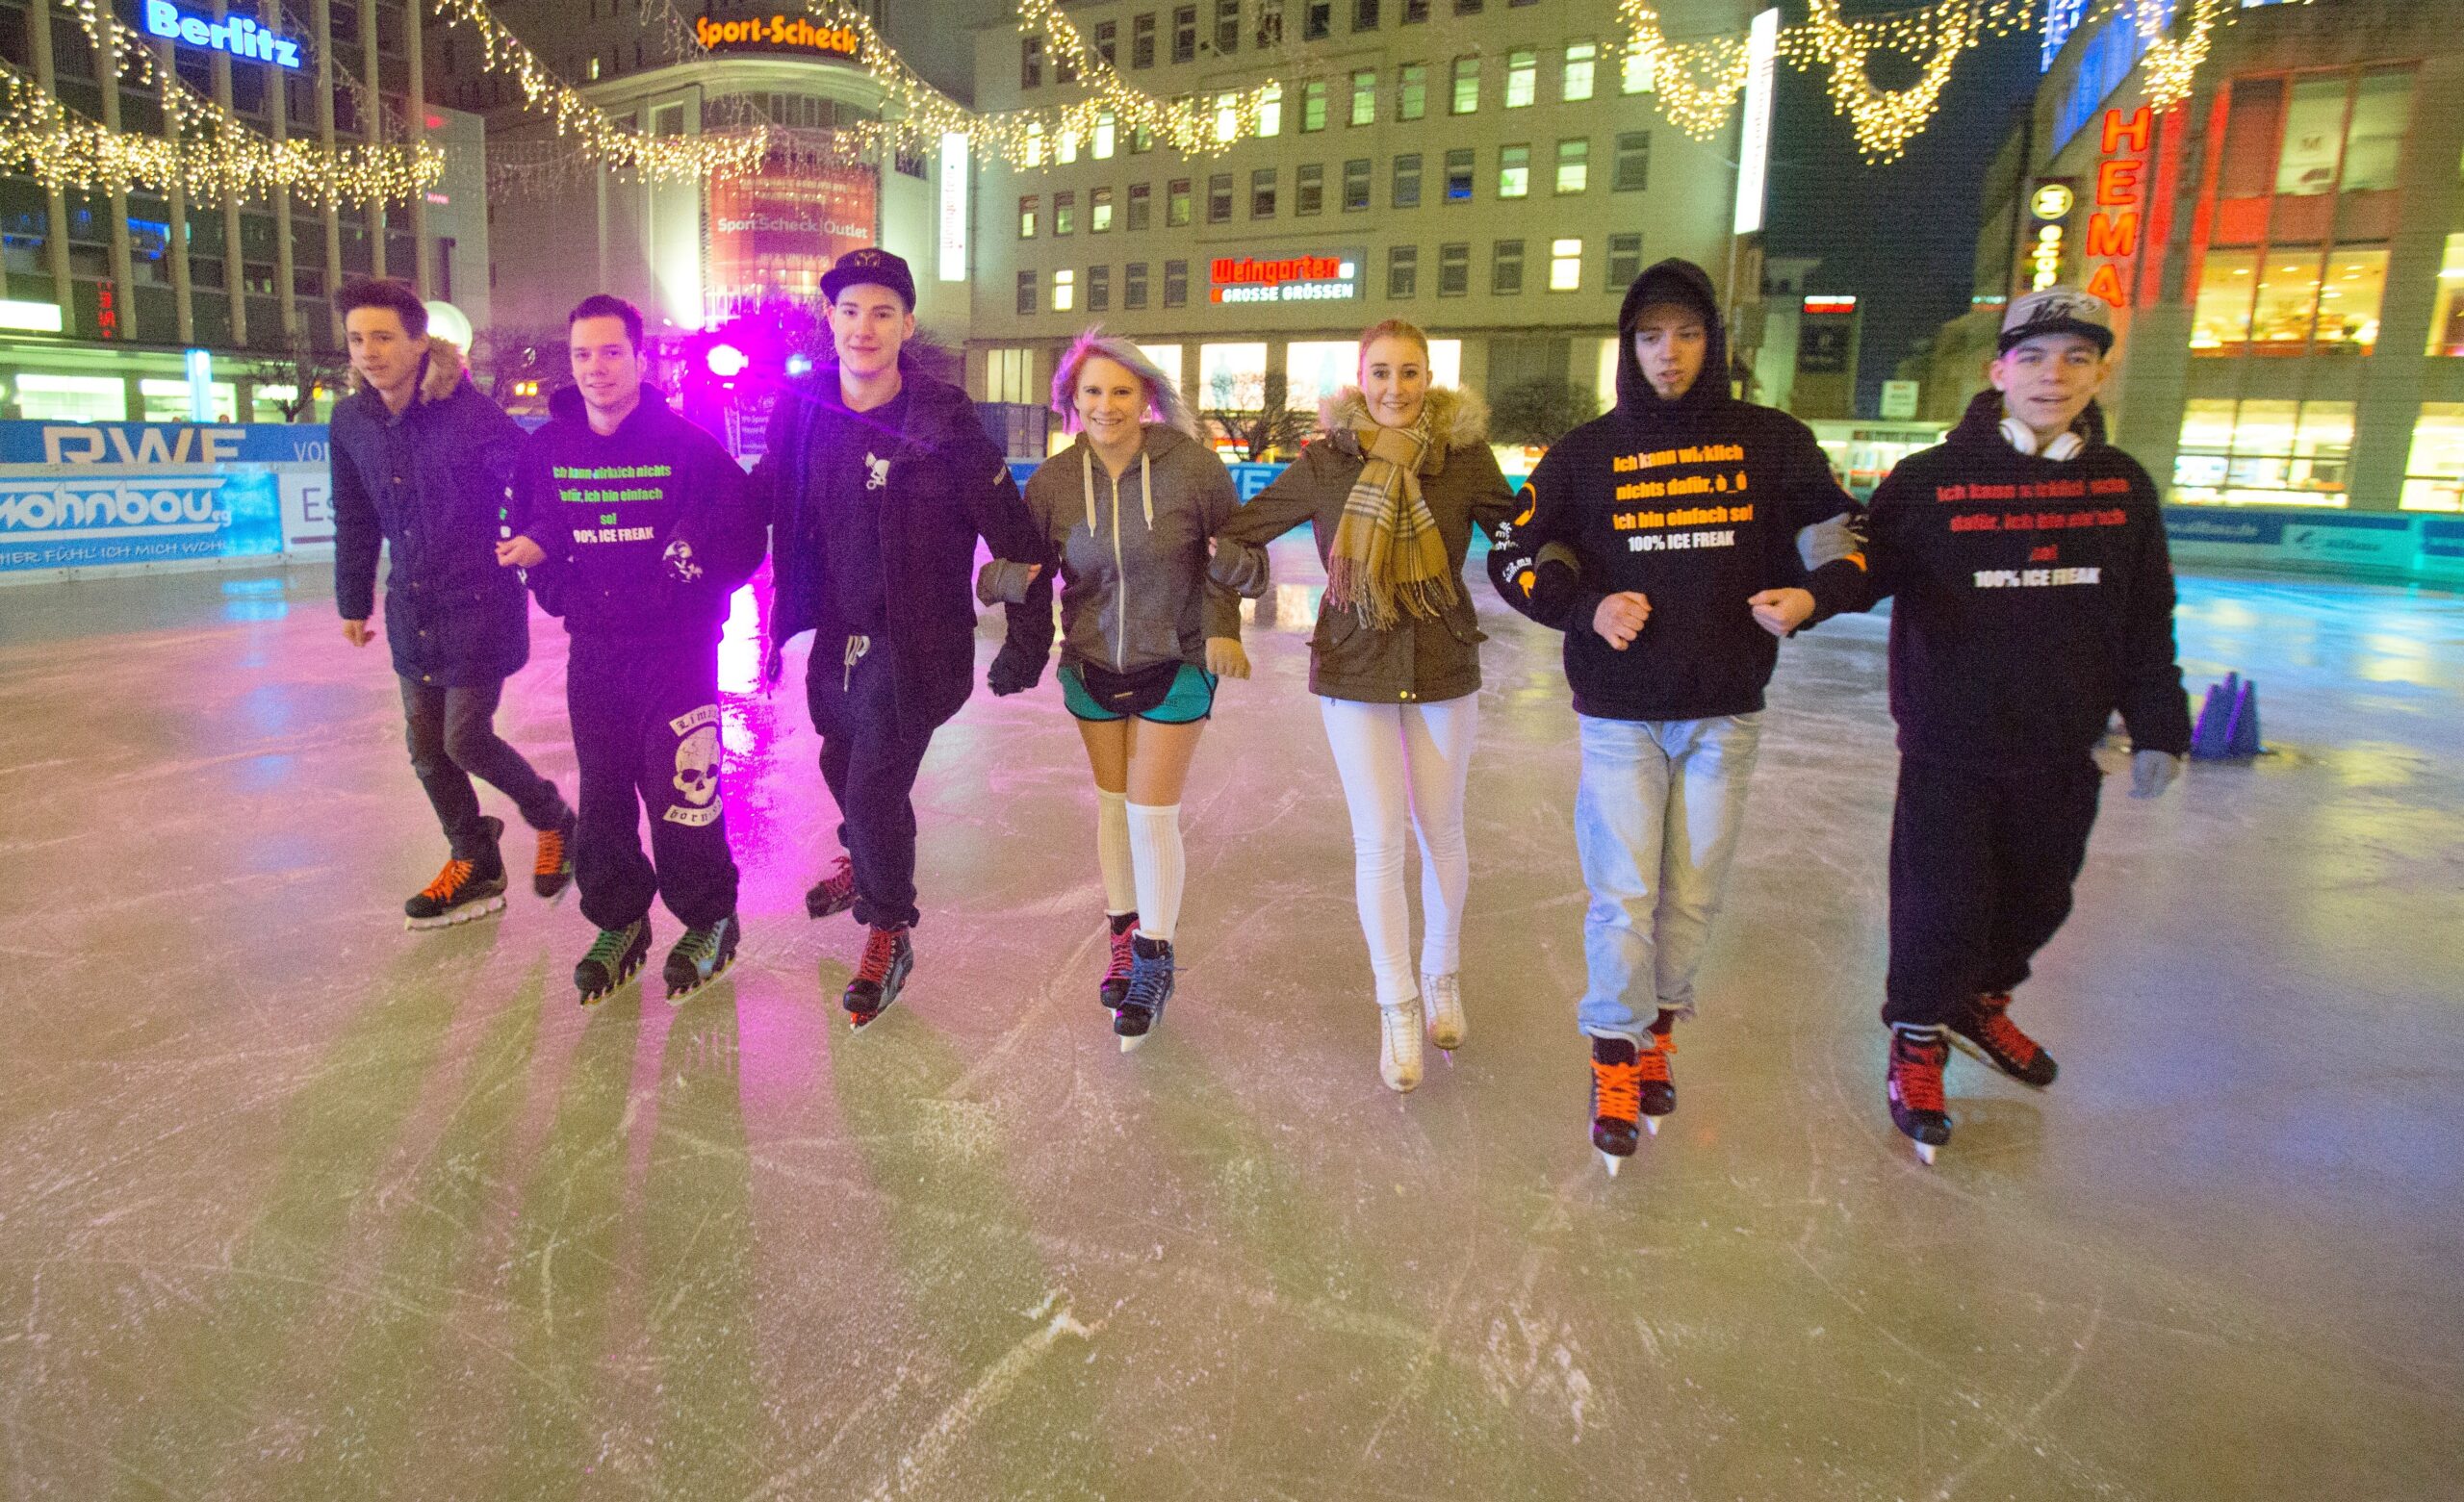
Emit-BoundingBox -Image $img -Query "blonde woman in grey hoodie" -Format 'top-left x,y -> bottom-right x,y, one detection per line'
982,331 -> 1250,1049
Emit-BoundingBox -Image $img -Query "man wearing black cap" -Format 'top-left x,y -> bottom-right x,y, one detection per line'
1801,286 -> 2192,1163
753,247 -> 1052,1028
1485,257 -> 1860,1175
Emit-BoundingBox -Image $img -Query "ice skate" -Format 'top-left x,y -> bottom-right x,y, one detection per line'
1378,1000 -> 1423,1093
1590,1036 -> 1642,1175
843,924 -> 913,1029
575,919 -> 650,1005
805,854 -> 858,920
404,816 -> 507,929
1099,912 -> 1139,1010
1637,1019 -> 1679,1136
1422,971 -> 1465,1056
662,914 -> 739,1005
1949,991 -> 2059,1087
1887,1027 -> 1954,1164
531,807 -> 575,900
1113,935 -> 1174,1051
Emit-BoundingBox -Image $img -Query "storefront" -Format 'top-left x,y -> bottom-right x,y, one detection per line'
1975,0 -> 2464,516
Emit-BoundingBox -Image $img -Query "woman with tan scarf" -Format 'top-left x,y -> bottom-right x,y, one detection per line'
1209,320 -> 1517,1092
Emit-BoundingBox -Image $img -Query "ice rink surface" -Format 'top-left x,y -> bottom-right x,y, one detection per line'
1,549 -> 2458,1499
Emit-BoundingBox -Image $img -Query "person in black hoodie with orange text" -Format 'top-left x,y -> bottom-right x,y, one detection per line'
1487,258 -> 1860,1175
500,294 -> 767,1006
1800,288 -> 2190,1164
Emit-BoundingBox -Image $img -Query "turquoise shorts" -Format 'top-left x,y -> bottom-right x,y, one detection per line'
1060,661 -> 1219,725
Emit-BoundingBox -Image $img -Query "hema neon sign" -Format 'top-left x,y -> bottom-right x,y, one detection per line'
141,0 -> 302,68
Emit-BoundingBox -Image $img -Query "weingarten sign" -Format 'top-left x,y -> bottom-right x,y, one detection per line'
1209,252 -> 1363,306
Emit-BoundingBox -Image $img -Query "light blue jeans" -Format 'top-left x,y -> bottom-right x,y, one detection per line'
1574,713 -> 1764,1043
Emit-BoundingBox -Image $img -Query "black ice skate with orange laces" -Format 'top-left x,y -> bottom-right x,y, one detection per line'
404,816 -> 508,930
1949,992 -> 2059,1087
844,924 -> 914,1029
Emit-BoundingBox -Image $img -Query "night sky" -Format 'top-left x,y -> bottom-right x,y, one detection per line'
1763,17 -> 2043,415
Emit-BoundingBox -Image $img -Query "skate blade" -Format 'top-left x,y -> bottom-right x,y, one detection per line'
1439,1048 -> 1453,1065
578,965 -> 643,1006
406,894 -> 506,930
664,956 -> 734,1007
1913,1140 -> 1938,1166
1643,1115 -> 1660,1137
1600,1150 -> 1623,1178
1117,1031 -> 1148,1053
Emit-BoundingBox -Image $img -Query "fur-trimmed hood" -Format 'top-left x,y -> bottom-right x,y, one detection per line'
345,335 -> 471,405
1317,385 -> 1491,455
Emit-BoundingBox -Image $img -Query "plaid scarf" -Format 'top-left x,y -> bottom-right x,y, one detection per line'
1326,408 -> 1456,631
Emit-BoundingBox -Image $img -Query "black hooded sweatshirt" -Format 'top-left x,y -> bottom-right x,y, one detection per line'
1804,390 -> 2193,765
510,384 -> 767,646
1487,258 -> 1858,721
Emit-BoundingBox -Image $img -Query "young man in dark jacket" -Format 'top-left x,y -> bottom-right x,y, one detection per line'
1486,258 -> 1859,1174
331,277 -> 574,930
1802,287 -> 2191,1164
752,248 -> 1052,1027
501,295 -> 767,1006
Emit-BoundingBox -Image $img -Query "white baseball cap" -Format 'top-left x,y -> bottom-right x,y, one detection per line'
1999,287 -> 2115,354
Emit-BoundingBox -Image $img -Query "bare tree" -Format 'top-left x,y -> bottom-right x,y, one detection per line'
1205,370 -> 1315,462
242,338 -> 351,422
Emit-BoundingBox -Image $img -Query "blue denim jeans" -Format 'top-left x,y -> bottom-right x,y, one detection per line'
1574,713 -> 1764,1043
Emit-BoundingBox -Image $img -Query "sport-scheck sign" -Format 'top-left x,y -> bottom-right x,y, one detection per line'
1210,254 -> 1360,305
693,13 -> 860,60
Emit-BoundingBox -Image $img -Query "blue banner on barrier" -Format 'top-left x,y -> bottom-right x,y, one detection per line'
1008,454 -> 1292,496
0,420 -> 330,467
0,466 -> 285,571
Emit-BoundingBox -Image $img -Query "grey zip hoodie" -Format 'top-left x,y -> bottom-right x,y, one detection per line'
984,422 -> 1244,674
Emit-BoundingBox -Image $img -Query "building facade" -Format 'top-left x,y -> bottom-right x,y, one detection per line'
962,0 -> 1754,441
1913,0 -> 2464,513
471,0 -> 972,351
0,0 -> 480,421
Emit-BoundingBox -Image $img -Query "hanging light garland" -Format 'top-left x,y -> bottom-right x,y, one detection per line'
0,64 -> 441,205
430,0 -> 767,183
1788,0 -> 2042,163
1614,4 -> 1755,140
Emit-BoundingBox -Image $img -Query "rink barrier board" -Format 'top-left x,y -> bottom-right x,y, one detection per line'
0,420 -> 334,582
2,425 -> 2454,589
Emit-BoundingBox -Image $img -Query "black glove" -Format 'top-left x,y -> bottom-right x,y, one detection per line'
988,641 -> 1045,697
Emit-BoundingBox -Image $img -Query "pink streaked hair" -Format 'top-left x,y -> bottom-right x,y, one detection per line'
1049,327 -> 1197,436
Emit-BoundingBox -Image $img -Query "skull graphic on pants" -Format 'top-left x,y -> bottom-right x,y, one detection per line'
673,725 -> 720,806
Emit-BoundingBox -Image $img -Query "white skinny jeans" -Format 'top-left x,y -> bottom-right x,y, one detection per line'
1318,694 -> 1479,1006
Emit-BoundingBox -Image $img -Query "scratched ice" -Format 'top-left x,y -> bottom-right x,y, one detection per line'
0,551 -> 2457,1497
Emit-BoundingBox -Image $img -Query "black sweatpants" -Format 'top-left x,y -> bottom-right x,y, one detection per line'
1884,754 -> 2103,1031
567,635 -> 739,931
805,633 -> 937,930
398,675 -> 566,860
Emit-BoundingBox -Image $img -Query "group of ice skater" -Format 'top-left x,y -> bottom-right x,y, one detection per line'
330,245 -> 2191,1169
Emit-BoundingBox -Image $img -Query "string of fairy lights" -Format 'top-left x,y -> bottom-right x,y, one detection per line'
0,0 -> 2317,212
0,0 -> 441,205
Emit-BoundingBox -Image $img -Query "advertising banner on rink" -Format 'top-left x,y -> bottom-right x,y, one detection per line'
0,420 -> 335,579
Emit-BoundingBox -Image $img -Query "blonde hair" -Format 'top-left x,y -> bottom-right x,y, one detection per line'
1357,318 -> 1432,361
1049,327 -> 1196,436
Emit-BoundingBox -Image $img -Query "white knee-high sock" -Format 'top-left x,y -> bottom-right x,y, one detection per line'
1125,802 -> 1185,943
1095,789 -> 1137,916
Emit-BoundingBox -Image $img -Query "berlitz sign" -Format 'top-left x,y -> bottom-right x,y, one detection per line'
692,13 -> 860,61
140,0 -> 302,68
1209,254 -> 1360,305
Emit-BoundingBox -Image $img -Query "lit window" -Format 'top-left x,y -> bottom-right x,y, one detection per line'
2170,398 -> 2354,506
1555,139 -> 1587,194
1092,187 -> 1114,233
2401,403 -> 2464,511
1451,57 -> 1478,115
1094,110 -> 1116,159
1256,84 -> 1282,137
1398,63 -> 1426,120
1504,49 -> 1535,108
1351,69 -> 1377,125
1621,38 -> 1654,94
1445,148 -> 1473,202
1562,41 -> 1596,102
2428,232 -> 2464,355
1498,144 -> 1529,199
1058,131 -> 1080,165
1054,268 -> 1076,313
1302,80 -> 1327,131
1018,195 -> 1039,239
1549,238 -> 1581,291
1217,92 -> 1241,142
